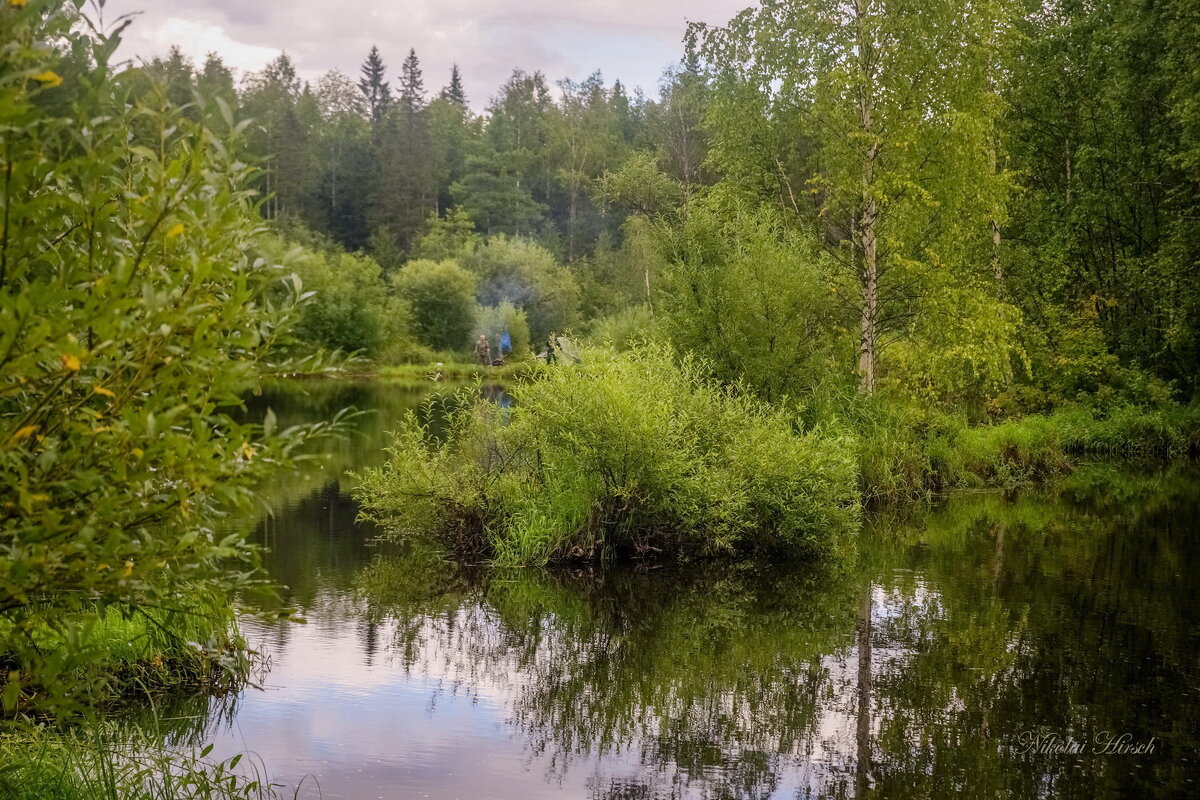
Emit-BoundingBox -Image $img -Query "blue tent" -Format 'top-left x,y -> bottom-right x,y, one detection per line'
499,329 -> 511,354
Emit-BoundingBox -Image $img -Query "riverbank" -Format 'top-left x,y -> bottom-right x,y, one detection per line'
0,591 -> 250,718
0,723 -> 272,800
353,347 -> 1200,565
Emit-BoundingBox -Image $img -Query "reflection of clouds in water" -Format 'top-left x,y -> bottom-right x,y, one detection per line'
173,389 -> 1200,800
209,596 -> 598,799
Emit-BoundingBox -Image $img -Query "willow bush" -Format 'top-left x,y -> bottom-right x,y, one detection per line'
0,2 -> 335,717
354,346 -> 861,564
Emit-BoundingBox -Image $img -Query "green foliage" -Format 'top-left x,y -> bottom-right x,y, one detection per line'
1004,0 -> 1200,394
594,151 -> 686,218
572,218 -> 665,318
839,395 -> 1200,501
355,346 -> 861,564
461,235 -> 582,341
410,207 -> 481,261
391,259 -> 477,351
659,202 -> 852,401
0,723 -> 275,800
585,304 -> 658,351
255,233 -> 405,356
0,4 -> 336,718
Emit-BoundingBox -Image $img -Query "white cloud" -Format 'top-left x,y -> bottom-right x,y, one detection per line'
124,17 -> 283,78
98,0 -> 748,108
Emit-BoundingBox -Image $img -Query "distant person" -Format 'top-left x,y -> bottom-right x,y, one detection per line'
546,331 -> 557,364
474,334 -> 491,366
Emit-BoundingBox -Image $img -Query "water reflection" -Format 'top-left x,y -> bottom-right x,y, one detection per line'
171,383 -> 1200,799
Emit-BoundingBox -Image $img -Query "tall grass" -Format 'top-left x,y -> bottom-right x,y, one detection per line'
847,396 -> 1200,501
0,723 -> 280,800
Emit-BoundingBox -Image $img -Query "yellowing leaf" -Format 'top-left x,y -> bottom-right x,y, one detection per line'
166,223 -> 185,238
241,442 -> 255,460
131,447 -> 144,460
61,353 -> 81,372
33,70 -> 62,88
93,386 -> 116,398
122,561 -> 134,577
7,425 -> 37,445
8,1 -> 29,8
29,494 -> 49,503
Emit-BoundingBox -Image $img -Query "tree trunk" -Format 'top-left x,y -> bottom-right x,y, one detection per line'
855,0 -> 879,394
992,217 -> 1003,293
858,202 -> 878,395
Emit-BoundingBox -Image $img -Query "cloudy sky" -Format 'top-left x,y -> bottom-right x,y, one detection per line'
99,1 -> 748,109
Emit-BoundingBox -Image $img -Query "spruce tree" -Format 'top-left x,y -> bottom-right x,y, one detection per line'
358,45 -> 391,125
441,63 -> 467,106
399,48 -> 425,114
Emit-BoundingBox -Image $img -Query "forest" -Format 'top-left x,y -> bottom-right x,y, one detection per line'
121,0 -> 1200,405
1,0 -> 1199,797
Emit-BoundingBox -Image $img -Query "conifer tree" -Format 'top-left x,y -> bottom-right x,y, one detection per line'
441,63 -> 467,106
358,45 -> 392,125
399,48 -> 425,114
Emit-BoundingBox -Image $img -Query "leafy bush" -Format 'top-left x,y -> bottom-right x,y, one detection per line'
391,259 -> 477,351
257,233 -> 405,356
585,304 -> 658,350
658,203 -> 852,402
0,4 -> 335,717
355,346 -> 861,564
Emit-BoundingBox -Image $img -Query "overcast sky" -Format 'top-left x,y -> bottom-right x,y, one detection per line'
99,1 -> 748,110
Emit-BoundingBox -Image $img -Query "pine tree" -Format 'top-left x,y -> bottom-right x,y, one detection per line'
441,63 -> 467,106
358,45 -> 391,125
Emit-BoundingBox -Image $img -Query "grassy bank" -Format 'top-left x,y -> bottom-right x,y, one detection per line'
0,723 -> 275,800
1,592 -> 249,718
354,346 -> 1200,564
375,358 -> 539,383
853,399 -> 1200,502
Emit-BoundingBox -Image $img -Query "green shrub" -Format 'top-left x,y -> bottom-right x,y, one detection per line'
0,7 -> 336,718
658,203 -> 852,402
355,346 -> 861,564
257,234 -> 405,356
392,259 -> 478,351
585,304 -> 659,350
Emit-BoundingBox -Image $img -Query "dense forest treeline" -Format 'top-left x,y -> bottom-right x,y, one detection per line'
122,0 -> 1200,404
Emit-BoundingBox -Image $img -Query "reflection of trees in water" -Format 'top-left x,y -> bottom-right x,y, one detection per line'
352,467 -> 1200,799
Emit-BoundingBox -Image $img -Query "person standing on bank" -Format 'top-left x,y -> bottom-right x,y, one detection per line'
474,334 -> 491,367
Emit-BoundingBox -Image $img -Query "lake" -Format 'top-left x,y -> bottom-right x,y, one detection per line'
163,380 -> 1200,799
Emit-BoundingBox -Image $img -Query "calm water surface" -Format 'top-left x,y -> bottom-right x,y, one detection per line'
176,381 -> 1200,799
